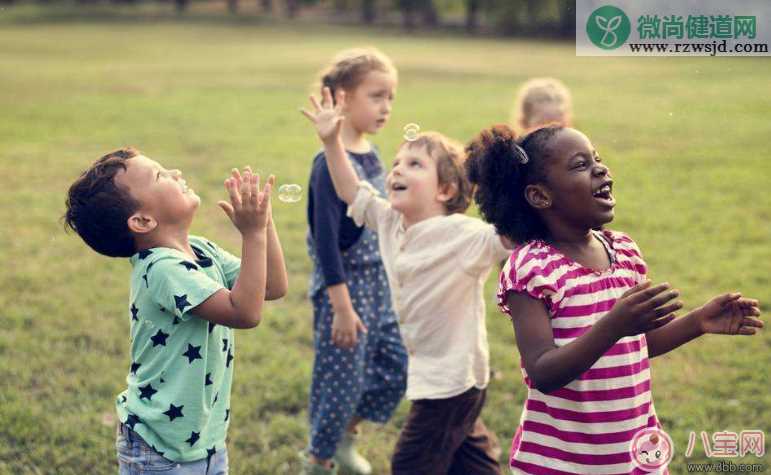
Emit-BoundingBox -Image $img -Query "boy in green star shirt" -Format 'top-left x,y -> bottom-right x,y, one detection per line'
64,148 -> 288,474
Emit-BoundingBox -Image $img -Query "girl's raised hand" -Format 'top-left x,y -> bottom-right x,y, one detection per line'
696,293 -> 763,335
218,166 -> 274,236
300,86 -> 345,144
604,280 -> 683,337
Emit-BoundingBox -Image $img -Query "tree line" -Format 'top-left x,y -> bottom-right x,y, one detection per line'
1,0 -> 576,37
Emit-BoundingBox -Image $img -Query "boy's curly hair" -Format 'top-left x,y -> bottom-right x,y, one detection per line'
403,131 -> 472,215
64,148 -> 141,258
465,124 -> 563,243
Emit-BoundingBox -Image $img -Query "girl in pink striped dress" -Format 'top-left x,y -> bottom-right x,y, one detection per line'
464,124 -> 763,475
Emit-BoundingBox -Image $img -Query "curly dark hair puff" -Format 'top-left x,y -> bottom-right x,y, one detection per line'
465,124 -> 563,243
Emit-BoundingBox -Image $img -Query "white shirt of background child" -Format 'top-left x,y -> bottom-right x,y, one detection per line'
348,181 -> 512,400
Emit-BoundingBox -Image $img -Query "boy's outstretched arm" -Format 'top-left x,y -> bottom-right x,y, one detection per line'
191,169 -> 271,329
301,87 -> 360,205
646,292 -> 762,357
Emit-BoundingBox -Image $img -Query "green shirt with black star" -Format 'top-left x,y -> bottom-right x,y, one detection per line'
116,235 -> 240,462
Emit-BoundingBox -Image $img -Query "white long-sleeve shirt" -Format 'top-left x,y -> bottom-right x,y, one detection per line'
348,181 -> 512,400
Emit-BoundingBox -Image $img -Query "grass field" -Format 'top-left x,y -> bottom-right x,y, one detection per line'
0,5 -> 769,474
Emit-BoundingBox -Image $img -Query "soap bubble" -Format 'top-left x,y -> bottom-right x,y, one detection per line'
278,184 -> 302,203
403,123 -> 420,142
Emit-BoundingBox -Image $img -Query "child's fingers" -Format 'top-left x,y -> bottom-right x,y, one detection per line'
239,172 -> 251,203
742,317 -> 763,328
217,201 -> 234,220
300,108 -> 316,122
225,178 -> 241,207
738,297 -> 760,309
649,301 -> 683,321
715,292 -> 742,307
629,282 -> 671,306
309,94 -> 322,112
737,326 -> 758,335
620,280 -> 651,299
248,173 -> 259,204
644,314 -> 676,332
322,87 -> 333,108
260,180 -> 273,206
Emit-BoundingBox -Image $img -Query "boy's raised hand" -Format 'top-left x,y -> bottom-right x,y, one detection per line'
218,167 -> 274,235
301,86 -> 345,144
695,293 -> 762,335
604,280 -> 683,337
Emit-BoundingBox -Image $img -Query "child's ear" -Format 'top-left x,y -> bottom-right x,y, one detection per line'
436,182 -> 457,204
127,212 -> 158,235
524,184 -> 551,209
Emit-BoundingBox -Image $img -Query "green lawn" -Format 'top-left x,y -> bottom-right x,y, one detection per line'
0,5 -> 769,474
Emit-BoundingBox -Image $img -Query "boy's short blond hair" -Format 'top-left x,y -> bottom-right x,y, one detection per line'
512,77 -> 572,131
401,132 -> 472,215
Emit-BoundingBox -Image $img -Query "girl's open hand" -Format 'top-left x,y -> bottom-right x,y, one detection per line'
605,281 -> 683,337
301,86 -> 345,144
696,293 -> 762,335
218,167 -> 274,236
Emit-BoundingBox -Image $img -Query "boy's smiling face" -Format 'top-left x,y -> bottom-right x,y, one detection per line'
386,143 -> 454,225
115,154 -> 200,231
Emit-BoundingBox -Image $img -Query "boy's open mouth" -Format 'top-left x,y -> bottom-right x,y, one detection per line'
391,183 -> 407,192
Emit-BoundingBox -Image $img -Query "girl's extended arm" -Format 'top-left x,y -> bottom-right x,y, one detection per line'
302,87 -> 360,205
508,281 -> 680,393
646,292 -> 762,358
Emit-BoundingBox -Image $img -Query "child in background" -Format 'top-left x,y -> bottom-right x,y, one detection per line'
512,78 -> 573,134
303,87 -> 512,475
64,149 -> 287,475
465,124 -> 762,474
302,48 -> 408,475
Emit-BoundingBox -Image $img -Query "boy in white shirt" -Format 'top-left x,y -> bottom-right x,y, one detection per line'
303,88 -> 513,474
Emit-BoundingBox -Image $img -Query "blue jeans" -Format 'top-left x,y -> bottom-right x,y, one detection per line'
116,423 -> 228,475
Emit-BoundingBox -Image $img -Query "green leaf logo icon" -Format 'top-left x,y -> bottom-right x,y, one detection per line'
587,5 -> 631,49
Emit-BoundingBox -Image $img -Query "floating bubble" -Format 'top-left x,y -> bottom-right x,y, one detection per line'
278,183 -> 302,203
403,123 -> 420,142
668,112 -> 673,117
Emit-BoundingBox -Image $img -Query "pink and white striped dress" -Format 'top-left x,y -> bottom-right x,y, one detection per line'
498,229 -> 664,475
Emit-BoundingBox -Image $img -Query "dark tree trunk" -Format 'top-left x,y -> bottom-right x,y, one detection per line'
285,0 -> 298,18
227,0 -> 237,13
260,0 -> 271,12
558,0 -> 575,37
362,0 -> 375,24
420,0 -> 438,27
174,0 -> 188,12
398,0 -> 415,30
465,0 -> 479,33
